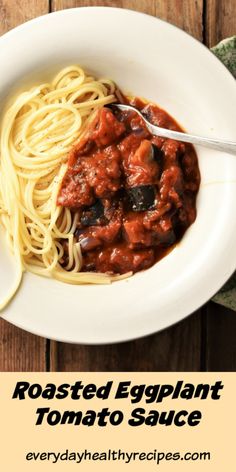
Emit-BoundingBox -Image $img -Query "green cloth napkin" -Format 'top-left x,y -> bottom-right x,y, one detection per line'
211,36 -> 236,78
211,36 -> 236,309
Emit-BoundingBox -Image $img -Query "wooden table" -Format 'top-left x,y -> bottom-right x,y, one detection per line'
0,0 -> 236,372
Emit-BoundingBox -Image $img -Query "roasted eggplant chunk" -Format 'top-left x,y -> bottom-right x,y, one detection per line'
127,185 -> 156,212
80,200 -> 106,227
152,144 -> 164,166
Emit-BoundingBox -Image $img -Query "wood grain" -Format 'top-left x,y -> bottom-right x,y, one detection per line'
206,303 -> 236,371
0,0 -> 48,372
0,322 -> 46,371
51,0 -> 156,13
0,0 -> 48,35
52,0 -> 203,39
205,0 -> 236,47
52,312 -> 201,371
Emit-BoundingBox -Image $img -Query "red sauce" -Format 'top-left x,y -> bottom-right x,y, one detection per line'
57,97 -> 200,274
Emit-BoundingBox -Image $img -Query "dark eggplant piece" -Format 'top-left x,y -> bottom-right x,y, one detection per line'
127,185 -> 156,212
80,200 -> 106,227
152,144 -> 164,166
79,236 -> 101,251
158,229 -> 176,247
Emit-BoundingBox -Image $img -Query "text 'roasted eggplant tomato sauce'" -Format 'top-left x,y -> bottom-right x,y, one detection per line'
57,97 -> 200,275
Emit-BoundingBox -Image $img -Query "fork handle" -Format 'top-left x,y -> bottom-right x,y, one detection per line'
147,123 -> 236,155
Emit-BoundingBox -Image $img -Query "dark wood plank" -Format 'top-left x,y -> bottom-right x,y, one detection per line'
50,0 -> 204,372
0,0 -> 49,372
206,303 -> 236,371
0,322 -> 47,371
53,312 -> 201,371
205,0 -> 236,47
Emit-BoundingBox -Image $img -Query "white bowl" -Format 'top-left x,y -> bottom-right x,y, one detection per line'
1,7 -> 236,344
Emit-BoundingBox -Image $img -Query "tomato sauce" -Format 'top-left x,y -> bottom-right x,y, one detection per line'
57,97 -> 200,274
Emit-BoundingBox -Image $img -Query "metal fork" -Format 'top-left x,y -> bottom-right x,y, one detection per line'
110,103 -> 236,155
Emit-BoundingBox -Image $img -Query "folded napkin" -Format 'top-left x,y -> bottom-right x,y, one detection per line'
211,36 -> 236,309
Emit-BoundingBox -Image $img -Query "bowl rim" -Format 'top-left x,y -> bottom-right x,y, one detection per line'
1,6 -> 235,87
1,7 -> 236,344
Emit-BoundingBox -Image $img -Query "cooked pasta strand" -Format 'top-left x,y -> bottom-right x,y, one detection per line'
0,66 -> 127,310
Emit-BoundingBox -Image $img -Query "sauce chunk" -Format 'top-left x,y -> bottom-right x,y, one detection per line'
57,99 -> 200,274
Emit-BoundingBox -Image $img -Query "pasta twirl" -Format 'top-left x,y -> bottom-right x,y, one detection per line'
0,66 -> 126,310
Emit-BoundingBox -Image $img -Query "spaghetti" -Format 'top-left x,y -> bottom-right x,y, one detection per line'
0,66 -> 125,310
0,65 -> 200,311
